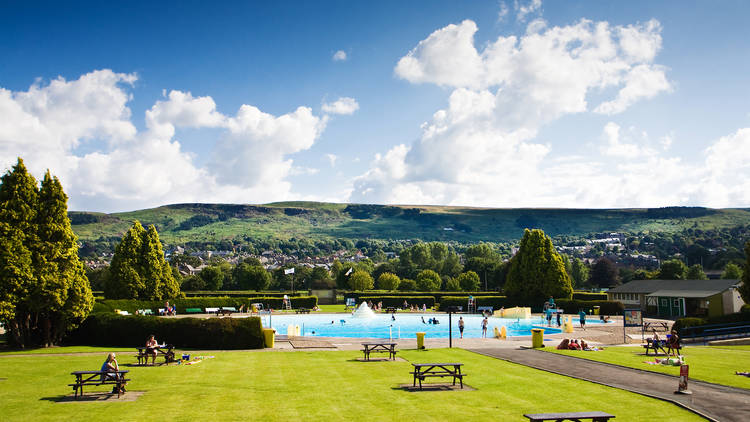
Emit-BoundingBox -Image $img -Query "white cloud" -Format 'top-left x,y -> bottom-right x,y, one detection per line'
516,0 -> 542,22
322,97 -> 359,115
332,50 -> 347,61
353,16 -> 683,207
497,1 -> 509,22
0,70 -> 329,211
325,153 -> 338,167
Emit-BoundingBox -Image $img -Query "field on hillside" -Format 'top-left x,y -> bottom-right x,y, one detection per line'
69,202 -> 750,245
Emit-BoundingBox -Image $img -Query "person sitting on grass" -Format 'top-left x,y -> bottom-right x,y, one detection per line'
101,352 -> 125,393
145,334 -> 159,365
557,338 -> 570,350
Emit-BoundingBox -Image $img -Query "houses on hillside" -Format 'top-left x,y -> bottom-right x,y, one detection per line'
607,279 -> 745,318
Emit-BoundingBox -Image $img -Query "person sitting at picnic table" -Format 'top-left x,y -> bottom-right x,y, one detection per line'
101,352 -> 125,393
145,334 -> 159,365
651,329 -> 661,348
668,330 -> 680,355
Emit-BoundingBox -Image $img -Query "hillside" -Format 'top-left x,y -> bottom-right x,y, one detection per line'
69,203 -> 750,247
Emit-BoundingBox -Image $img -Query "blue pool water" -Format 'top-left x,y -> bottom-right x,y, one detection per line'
256,313 -> 604,339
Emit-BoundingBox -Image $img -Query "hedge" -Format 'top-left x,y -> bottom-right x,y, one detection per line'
65,314 -> 263,349
94,296 -> 318,314
357,296 -> 436,308
344,291 -> 502,303
438,296 -> 508,311
572,292 -> 608,301
554,299 -> 624,315
673,311 -> 750,335
182,291 -> 309,298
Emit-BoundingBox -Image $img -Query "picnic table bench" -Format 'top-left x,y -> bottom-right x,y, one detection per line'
69,370 -> 130,399
643,321 -> 670,332
217,307 -> 236,316
295,308 -> 311,314
136,344 -> 175,365
643,339 -> 680,355
410,363 -> 465,390
523,411 -> 615,421
361,342 -> 397,361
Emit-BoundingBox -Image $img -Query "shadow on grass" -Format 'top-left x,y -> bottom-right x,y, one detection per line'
392,383 -> 475,392
41,391 -> 144,403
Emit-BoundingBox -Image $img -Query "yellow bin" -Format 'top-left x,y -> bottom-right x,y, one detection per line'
416,332 -> 426,350
593,306 -> 600,315
531,328 -> 544,348
263,328 -> 275,348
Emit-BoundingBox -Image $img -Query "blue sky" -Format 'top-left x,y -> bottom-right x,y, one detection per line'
1,0 -> 750,212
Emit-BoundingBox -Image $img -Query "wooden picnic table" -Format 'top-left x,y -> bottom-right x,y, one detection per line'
410,363 -> 464,389
69,370 -> 130,399
217,308 -> 234,316
361,342 -> 398,361
642,339 -> 670,355
524,411 -> 615,421
295,308 -> 311,314
136,344 -> 175,365
385,307 -> 397,313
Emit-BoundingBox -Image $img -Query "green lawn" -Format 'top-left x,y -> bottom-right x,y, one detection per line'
0,347 -> 704,421
545,345 -> 750,389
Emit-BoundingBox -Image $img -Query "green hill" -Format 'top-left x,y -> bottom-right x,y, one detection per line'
69,203 -> 750,247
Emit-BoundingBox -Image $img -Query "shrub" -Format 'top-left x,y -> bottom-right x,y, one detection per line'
572,292 -> 608,301
93,296 -> 318,314
671,317 -> 706,334
438,296 -> 508,311
398,279 -> 417,291
554,299 -> 624,315
66,313 -> 263,349
445,278 -> 461,291
416,270 -> 441,291
376,273 -> 400,291
349,270 -> 374,290
457,271 -> 480,292
358,296 -> 436,308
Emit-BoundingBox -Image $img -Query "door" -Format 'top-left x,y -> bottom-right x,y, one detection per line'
658,297 -> 670,317
670,298 -> 684,317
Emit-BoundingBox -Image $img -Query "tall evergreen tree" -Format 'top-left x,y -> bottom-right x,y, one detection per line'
33,172 -> 94,346
105,221 -> 180,300
0,159 -> 93,347
504,229 -> 573,304
740,242 -> 750,303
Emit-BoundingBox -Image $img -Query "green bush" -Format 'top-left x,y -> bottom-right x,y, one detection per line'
438,296 -> 508,311
572,292 -> 608,301
94,296 -> 318,314
65,314 -> 263,349
671,317 -> 706,334
345,291 -> 502,303
742,304 -> 750,313
357,296 -> 436,308
554,299 -> 624,315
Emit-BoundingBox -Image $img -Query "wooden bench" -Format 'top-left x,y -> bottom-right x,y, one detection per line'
217,307 -> 236,316
524,411 -> 614,421
185,307 -> 202,314
69,370 -> 130,399
295,308 -> 311,314
410,363 -> 465,389
642,339 -> 669,355
361,342 -> 397,361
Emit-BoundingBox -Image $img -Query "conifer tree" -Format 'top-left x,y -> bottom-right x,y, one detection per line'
105,221 -> 180,300
740,242 -> 750,303
504,229 -> 573,305
0,159 -> 93,347
33,172 -> 94,346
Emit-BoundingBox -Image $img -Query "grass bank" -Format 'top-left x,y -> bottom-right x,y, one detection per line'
545,345 -> 750,390
0,347 -> 704,421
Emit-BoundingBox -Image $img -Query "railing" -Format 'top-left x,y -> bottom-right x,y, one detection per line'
679,321 -> 750,341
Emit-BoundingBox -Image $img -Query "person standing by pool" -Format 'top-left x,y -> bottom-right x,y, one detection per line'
545,306 -> 554,327
458,316 -> 465,338
481,317 -> 488,338
578,309 -> 586,330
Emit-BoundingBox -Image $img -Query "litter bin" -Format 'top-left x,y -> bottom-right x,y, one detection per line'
593,306 -> 600,315
416,332 -> 426,350
531,328 -> 544,348
263,328 -> 275,348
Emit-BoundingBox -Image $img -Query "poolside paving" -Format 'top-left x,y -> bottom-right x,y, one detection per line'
468,346 -> 750,422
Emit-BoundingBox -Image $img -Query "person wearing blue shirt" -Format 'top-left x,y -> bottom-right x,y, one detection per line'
545,307 -> 554,326
579,309 -> 587,330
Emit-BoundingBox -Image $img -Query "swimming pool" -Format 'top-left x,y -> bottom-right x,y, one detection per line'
256,313 -> 604,339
